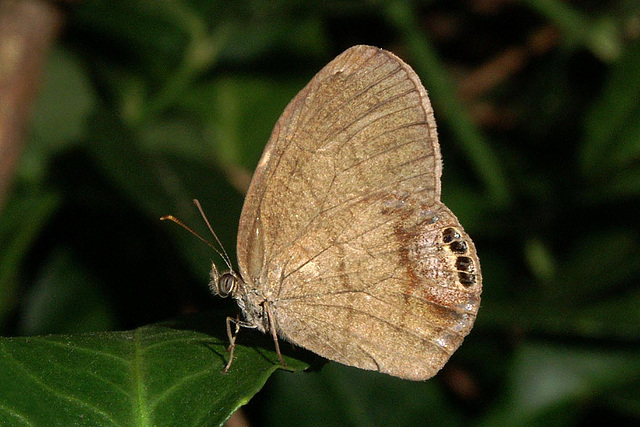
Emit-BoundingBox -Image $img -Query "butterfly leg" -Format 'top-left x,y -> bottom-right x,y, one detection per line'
223,316 -> 254,373
264,303 -> 287,370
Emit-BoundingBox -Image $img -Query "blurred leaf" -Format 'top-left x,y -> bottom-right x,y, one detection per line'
480,287 -> 640,341
0,192 -> 60,324
580,40 -> 640,177
524,238 -> 557,283
71,1 -> 228,127
523,0 -> 623,61
610,106 -> 640,168
71,1 -> 191,75
18,249 -> 116,336
181,76 -> 306,170
30,48 -> 95,151
483,343 -> 640,424
556,228 -> 640,302
0,312 -> 308,426
220,13 -> 329,63
606,381 -> 640,418
263,363 -> 464,426
17,48 -> 95,186
84,109 -> 182,219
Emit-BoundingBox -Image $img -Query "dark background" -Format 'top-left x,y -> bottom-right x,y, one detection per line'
1,0 -> 639,425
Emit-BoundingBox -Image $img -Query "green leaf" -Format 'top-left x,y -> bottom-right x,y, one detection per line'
0,312 -> 308,426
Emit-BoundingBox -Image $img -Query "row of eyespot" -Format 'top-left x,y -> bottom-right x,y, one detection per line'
442,227 -> 476,287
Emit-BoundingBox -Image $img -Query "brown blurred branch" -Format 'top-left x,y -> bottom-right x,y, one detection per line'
457,25 -> 560,129
458,25 -> 560,101
0,0 -> 64,210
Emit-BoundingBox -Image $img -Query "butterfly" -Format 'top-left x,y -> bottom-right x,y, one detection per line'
166,45 -> 481,381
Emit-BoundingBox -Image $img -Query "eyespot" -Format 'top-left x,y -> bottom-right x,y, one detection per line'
458,272 -> 476,286
456,256 -> 474,272
449,240 -> 468,254
442,227 -> 459,243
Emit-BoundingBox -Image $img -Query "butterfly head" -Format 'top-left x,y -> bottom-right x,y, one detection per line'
209,265 -> 242,298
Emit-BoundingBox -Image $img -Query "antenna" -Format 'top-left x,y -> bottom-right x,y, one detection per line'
160,199 -> 233,272
191,199 -> 234,271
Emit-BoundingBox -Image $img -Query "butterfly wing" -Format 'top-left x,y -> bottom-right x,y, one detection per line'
237,45 -> 481,380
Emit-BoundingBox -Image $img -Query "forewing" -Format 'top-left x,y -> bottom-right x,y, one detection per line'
237,45 -> 441,285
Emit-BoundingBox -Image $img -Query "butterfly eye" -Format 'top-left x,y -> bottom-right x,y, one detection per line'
217,272 -> 238,298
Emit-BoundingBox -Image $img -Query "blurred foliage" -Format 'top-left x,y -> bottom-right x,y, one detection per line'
1,0 -> 639,425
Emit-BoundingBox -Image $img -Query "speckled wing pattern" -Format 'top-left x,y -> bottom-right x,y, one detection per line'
236,45 -> 481,380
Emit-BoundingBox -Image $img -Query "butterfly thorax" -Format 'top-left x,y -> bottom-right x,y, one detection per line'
235,283 -> 270,333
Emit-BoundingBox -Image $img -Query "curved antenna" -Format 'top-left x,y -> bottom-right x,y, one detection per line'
160,199 -> 233,272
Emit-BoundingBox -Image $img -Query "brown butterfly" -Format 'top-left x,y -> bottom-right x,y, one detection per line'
167,45 -> 481,381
